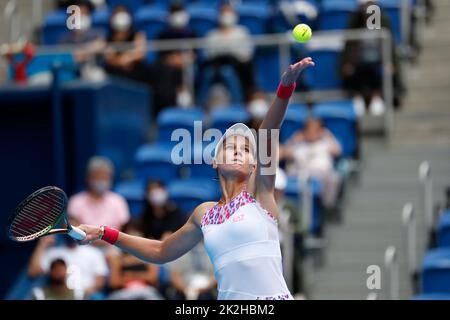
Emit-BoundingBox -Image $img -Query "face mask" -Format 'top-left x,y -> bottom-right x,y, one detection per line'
169,11 -> 189,29
90,180 -> 111,194
111,12 -> 132,32
79,15 -> 92,31
248,99 -> 269,119
176,90 -> 192,108
219,12 -> 237,27
148,188 -> 168,206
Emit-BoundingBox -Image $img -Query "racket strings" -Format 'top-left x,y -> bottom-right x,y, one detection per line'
10,189 -> 67,240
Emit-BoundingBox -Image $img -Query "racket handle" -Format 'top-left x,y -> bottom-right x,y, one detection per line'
68,226 -> 86,240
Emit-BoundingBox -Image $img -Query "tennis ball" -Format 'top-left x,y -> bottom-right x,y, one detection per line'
292,24 -> 312,43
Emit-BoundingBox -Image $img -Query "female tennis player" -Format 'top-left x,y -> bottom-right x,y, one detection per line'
78,57 -> 315,300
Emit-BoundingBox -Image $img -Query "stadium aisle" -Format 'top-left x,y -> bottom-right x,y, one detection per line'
307,0 -> 450,300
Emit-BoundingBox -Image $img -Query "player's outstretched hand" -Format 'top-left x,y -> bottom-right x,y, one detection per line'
77,224 -> 102,245
281,57 -> 315,87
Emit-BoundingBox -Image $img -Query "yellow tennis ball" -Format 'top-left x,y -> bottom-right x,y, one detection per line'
292,24 -> 312,43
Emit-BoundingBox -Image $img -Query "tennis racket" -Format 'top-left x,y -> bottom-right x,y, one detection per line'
8,186 -> 86,242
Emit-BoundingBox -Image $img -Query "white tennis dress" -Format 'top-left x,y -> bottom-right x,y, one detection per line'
201,189 -> 293,300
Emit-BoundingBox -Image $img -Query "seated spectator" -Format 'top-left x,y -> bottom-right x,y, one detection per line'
274,167 -> 306,297
59,0 -> 106,65
68,156 -> 130,230
339,0 -> 404,117
280,118 -> 342,210
103,5 -> 148,84
246,89 -> 269,130
31,258 -> 78,300
27,234 -> 108,299
157,3 -> 197,44
140,180 -> 185,240
203,2 -> 255,101
166,242 -> 217,300
107,222 -> 163,300
67,156 -> 130,287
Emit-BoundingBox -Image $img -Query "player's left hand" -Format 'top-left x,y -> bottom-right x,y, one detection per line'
281,57 -> 315,86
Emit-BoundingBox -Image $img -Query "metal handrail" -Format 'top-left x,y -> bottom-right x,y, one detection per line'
1,28 -> 395,135
402,203 -> 417,276
384,245 -> 399,300
419,161 -> 433,233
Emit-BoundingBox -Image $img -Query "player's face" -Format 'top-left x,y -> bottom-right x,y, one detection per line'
215,135 -> 256,178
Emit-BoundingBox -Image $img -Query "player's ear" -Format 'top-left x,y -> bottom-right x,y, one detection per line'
212,158 -> 218,169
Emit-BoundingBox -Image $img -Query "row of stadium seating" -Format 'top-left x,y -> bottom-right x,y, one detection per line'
43,0 -> 412,45
112,100 -> 356,236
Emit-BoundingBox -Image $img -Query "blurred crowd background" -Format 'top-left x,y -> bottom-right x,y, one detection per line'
1,0 -> 449,301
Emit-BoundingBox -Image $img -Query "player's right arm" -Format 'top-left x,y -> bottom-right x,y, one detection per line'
78,202 -> 214,265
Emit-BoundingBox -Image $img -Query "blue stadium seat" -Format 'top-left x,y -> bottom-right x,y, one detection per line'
187,4 -> 218,37
107,0 -> 148,13
254,47 -> 281,92
209,105 -> 250,134
135,142 -> 181,183
92,7 -> 112,30
379,0 -> 409,44
157,107 -> 205,143
421,248 -> 450,294
236,2 -> 271,35
167,178 -> 221,216
304,46 -> 343,90
135,5 -> 168,40
41,10 -> 70,45
312,100 -> 358,159
411,293 -> 450,300
437,210 -> 450,248
9,53 -> 78,83
285,176 -> 323,236
114,179 -> 146,217
317,0 -> 357,31
186,141 -> 218,180
280,103 -> 309,143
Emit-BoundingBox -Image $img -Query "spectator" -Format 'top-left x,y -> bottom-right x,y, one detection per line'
27,235 -> 108,299
140,180 -> 185,240
103,5 -> 148,84
107,222 -> 163,300
31,258 -> 78,300
68,156 -> 130,231
339,0 -> 404,117
157,3 -> 197,45
246,89 -> 269,130
280,118 -> 342,210
203,2 -> 255,101
59,0 -> 106,65
166,242 -> 217,300
274,167 -> 306,297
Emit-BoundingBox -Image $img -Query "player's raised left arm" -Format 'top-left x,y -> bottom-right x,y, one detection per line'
255,58 -> 315,191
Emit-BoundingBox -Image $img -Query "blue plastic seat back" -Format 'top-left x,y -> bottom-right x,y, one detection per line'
157,107 -> 205,143
114,179 -> 146,217
134,142 -> 180,183
236,3 -> 271,35
135,5 -> 168,40
167,178 -> 221,216
280,103 -> 309,143
42,9 -> 70,45
437,210 -> 450,248
317,0 -> 357,30
209,105 -> 250,134
421,248 -> 450,294
312,100 -> 357,159
187,4 -> 218,37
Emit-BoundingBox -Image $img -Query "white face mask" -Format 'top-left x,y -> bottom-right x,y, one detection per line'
90,180 -> 111,194
79,15 -> 92,31
169,11 -> 189,29
219,12 -> 237,27
176,90 -> 192,108
148,188 -> 168,206
111,12 -> 132,32
248,99 -> 269,119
